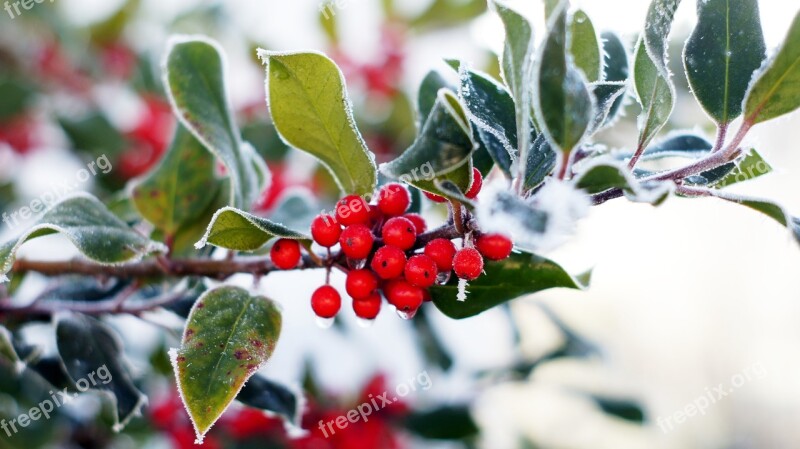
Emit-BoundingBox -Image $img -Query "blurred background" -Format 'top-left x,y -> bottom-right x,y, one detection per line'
1,0 -> 799,448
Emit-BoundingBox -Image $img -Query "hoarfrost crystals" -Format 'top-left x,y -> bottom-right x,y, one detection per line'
457,278 -> 469,302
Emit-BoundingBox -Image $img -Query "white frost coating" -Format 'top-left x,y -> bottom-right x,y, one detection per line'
169,347 -> 209,444
477,180 -> 590,253
455,62 -> 519,164
256,48 -> 378,197
457,278 -> 469,302
194,206 -> 308,250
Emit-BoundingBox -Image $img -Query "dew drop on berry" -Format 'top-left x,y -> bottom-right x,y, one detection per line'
347,257 -> 367,270
436,271 -> 451,285
396,308 -> 418,320
315,316 -> 335,329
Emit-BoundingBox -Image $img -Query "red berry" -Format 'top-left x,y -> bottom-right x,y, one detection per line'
367,204 -> 383,226
270,239 -> 301,269
353,292 -> 382,319
382,217 -> 416,250
404,213 -> 427,235
423,191 -> 446,203
424,238 -> 457,272
422,289 -> 432,302
404,255 -> 438,288
311,285 -> 341,318
370,245 -> 407,280
465,168 -> 483,199
311,214 -> 342,247
335,195 -> 370,226
346,269 -> 379,299
339,224 -> 374,259
377,183 -> 411,216
476,233 -> 513,261
383,280 -> 423,312
453,247 -> 484,280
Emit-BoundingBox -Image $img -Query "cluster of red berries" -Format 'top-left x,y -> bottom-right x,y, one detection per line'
268,169 -> 513,322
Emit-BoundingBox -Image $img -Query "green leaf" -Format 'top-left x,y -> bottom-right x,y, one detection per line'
642,133 -> 712,159
268,191 -> 319,235
447,60 -> 516,176
643,0 -> 681,75
533,4 -> 594,154
575,161 -> 674,204
601,31 -> 630,83
570,10 -> 602,82
418,70 -> 453,127
544,0 -> 559,20
0,326 -> 19,366
589,81 -> 627,132
258,50 -> 377,197
132,124 -> 220,236
495,1 -> 534,108
633,37 -> 675,151
236,374 -> 301,426
55,313 -> 147,431
164,37 -> 264,209
0,194 -> 166,283
714,149 -> 773,188
430,250 -> 584,319
0,78 -> 34,121
684,0 -> 766,124
743,10 -> 800,124
713,193 -> 800,244
196,207 -> 311,252
170,286 -> 282,443
523,134 -> 557,191
381,89 -> 475,200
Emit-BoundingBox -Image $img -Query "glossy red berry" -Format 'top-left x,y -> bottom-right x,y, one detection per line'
377,183 -> 411,216
476,233 -> 513,261
404,213 -> 427,235
370,245 -> 407,280
465,168 -> 483,199
339,224 -> 374,259
270,239 -> 301,269
311,214 -> 341,247
404,255 -> 438,288
346,269 -> 379,299
353,292 -> 382,319
424,238 -> 457,272
335,195 -> 370,226
311,285 -> 341,318
382,217 -> 417,250
383,280 -> 423,312
453,247 -> 484,281
423,191 -> 446,203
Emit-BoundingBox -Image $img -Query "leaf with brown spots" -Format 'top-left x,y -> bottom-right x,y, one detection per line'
170,286 -> 282,443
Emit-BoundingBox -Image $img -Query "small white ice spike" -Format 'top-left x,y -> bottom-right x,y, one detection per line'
457,278 -> 469,302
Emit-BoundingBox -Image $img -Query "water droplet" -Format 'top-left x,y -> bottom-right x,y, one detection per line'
315,317 -> 335,329
436,271 -> 451,285
396,308 -> 417,320
355,317 -> 375,328
347,257 -> 367,269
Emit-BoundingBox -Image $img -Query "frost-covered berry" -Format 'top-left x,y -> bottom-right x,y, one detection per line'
403,213 -> 427,235
311,285 -> 341,318
377,183 -> 411,216
476,233 -> 513,261
453,247 -> 484,281
423,191 -> 446,203
465,168 -> 483,199
339,224 -> 374,259
311,214 -> 341,247
404,254 -> 438,288
424,238 -> 457,272
381,217 -> 416,250
370,245 -> 407,280
346,269 -> 379,299
270,239 -> 301,269
335,195 -> 370,226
